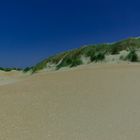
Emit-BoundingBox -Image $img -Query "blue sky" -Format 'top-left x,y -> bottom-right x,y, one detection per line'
0,0 -> 140,67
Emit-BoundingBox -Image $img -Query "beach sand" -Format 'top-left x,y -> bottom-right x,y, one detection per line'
0,63 -> 140,139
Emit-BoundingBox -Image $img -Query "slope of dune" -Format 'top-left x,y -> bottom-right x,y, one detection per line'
0,63 -> 140,139
26,37 -> 140,73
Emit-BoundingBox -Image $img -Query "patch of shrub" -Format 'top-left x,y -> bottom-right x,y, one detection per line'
56,57 -> 73,69
94,52 -> 105,62
110,45 -> 120,54
57,55 -> 83,69
0,67 -> 11,72
85,50 -> 95,62
23,67 -> 32,73
70,57 -> 83,67
84,48 -> 106,62
0,67 -> 22,72
126,49 -> 138,62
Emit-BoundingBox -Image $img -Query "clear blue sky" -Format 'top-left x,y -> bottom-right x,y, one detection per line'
0,0 -> 140,67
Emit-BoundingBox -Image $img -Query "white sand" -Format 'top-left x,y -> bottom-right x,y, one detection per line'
0,64 -> 140,139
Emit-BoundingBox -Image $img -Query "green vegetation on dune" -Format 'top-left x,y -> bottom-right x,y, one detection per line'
0,67 -> 22,72
126,49 -> 138,62
31,52 -> 68,73
56,48 -> 84,69
23,67 -> 33,73
110,38 -> 140,54
2,37 -> 140,73
24,37 -> 140,73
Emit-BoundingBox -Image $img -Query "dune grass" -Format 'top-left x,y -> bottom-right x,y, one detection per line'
0,67 -> 22,72
23,37 -> 140,73
126,49 -> 138,62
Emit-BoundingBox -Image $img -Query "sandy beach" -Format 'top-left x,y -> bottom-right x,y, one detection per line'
0,63 -> 140,140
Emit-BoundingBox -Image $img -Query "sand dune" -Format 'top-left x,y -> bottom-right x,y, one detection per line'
0,64 -> 140,139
